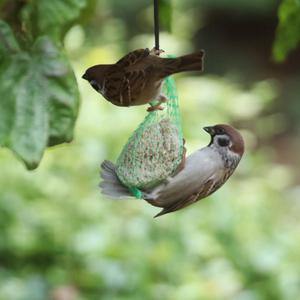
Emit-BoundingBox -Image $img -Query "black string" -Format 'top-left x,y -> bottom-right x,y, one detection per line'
154,0 -> 160,50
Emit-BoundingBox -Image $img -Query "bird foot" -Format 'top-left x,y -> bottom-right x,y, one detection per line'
147,95 -> 168,112
150,47 -> 165,56
158,95 -> 168,103
147,105 -> 164,112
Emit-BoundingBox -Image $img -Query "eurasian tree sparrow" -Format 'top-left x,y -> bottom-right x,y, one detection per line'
100,124 -> 244,217
82,48 -> 204,111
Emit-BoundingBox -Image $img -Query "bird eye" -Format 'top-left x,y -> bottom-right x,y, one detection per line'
218,138 -> 229,147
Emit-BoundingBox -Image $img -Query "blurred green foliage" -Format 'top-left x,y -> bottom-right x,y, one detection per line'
1,0 -> 300,299
0,0 -> 87,169
273,0 -> 300,62
0,21 -> 79,169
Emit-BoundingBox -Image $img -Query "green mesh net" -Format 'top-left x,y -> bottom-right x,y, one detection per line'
115,76 -> 184,198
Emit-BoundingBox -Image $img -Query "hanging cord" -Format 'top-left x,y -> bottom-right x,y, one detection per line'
154,0 -> 160,50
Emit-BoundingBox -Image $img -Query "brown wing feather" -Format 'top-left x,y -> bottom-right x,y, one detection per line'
101,50 -> 154,106
154,179 -> 215,218
116,48 -> 150,68
105,68 -> 150,106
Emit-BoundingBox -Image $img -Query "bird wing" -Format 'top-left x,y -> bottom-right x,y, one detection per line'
104,49 -> 162,106
104,64 -> 154,106
144,148 -> 225,217
153,178 -> 215,217
115,48 -> 150,68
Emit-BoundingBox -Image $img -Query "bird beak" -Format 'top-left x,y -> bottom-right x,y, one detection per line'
82,72 -> 88,80
203,126 -> 215,135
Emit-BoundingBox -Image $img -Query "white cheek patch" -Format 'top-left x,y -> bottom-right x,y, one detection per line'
90,80 -> 100,92
100,79 -> 106,94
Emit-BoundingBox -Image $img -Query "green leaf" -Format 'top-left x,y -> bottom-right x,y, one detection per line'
273,0 -> 300,62
0,21 -> 79,169
0,20 -> 20,54
22,0 -> 87,41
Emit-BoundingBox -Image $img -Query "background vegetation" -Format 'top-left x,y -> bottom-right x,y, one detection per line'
1,0 -> 300,299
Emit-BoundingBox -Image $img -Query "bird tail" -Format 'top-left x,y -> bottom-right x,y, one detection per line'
100,160 -> 132,199
163,50 -> 205,75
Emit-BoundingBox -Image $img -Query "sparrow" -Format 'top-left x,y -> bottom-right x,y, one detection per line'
100,124 -> 244,217
82,48 -> 204,111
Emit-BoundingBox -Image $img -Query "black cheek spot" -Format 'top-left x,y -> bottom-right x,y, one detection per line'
218,138 -> 229,147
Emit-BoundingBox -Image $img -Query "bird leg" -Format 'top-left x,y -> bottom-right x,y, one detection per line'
158,94 -> 168,103
150,47 -> 165,56
147,94 -> 168,112
147,103 -> 164,112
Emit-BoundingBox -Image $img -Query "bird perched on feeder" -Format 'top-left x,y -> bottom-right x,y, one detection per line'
82,48 -> 204,111
100,124 -> 244,217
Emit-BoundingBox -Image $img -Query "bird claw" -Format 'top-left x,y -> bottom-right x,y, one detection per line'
150,47 -> 165,56
147,105 -> 164,112
147,95 -> 169,112
159,95 -> 168,103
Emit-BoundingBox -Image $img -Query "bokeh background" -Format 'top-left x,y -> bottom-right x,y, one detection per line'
1,0 -> 300,299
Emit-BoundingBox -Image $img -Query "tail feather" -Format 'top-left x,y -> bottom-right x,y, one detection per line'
177,50 -> 205,72
100,160 -> 132,199
162,50 -> 205,75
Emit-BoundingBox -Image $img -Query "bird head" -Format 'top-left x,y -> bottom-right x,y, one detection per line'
82,65 -> 111,94
203,124 -> 245,157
